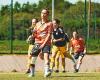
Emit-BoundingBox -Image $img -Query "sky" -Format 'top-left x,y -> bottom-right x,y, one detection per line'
0,0 -> 100,6
0,0 -> 39,5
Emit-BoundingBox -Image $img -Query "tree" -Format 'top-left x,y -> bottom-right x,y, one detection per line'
14,1 -> 21,13
1,5 -> 10,16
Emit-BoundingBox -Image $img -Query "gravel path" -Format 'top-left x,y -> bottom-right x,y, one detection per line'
0,55 -> 100,72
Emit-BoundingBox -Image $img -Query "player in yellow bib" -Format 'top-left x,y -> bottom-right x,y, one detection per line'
50,19 -> 69,72
26,18 -> 38,74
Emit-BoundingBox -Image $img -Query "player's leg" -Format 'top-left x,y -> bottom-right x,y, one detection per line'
28,56 -> 37,77
42,45 -> 51,77
55,51 -> 60,73
75,52 -> 84,72
65,49 -> 77,64
28,44 -> 40,77
61,57 -> 66,72
50,45 -> 58,70
26,44 -> 33,74
60,47 -> 66,72
26,56 -> 31,74
72,53 -> 79,72
75,56 -> 82,72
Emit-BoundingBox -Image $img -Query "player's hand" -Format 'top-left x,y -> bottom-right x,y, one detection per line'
26,35 -> 32,43
53,39 -> 57,43
28,54 -> 32,59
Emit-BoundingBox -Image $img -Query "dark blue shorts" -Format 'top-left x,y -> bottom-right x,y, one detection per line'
31,44 -> 51,57
42,45 -> 51,54
74,52 -> 85,59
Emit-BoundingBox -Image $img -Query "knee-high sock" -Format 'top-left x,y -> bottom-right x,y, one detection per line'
30,64 -> 35,75
50,57 -> 55,70
44,63 -> 50,74
55,58 -> 59,70
62,58 -> 65,71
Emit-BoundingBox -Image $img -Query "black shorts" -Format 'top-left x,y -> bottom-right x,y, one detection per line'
74,52 -> 84,59
42,45 -> 51,54
31,44 -> 51,57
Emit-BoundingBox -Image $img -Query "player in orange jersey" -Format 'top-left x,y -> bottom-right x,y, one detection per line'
28,8 -> 53,77
70,31 -> 86,72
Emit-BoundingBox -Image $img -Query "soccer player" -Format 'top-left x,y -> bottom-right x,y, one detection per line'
50,19 -> 69,73
26,18 -> 38,74
70,31 -> 86,72
28,8 -> 53,77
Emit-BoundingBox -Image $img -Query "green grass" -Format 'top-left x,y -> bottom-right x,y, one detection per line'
0,72 -> 100,80
87,39 -> 100,53
0,40 -> 28,54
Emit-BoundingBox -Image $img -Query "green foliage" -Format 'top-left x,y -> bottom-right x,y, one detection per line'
0,40 -> 28,54
0,40 -> 99,54
87,39 -> 100,52
0,0 -> 100,53
14,1 -> 21,13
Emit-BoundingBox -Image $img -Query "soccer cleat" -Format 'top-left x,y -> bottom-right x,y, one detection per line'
28,65 -> 35,77
28,74 -> 34,77
44,70 -> 51,77
62,70 -> 66,73
74,69 -> 79,73
25,69 -> 30,74
49,69 -> 53,73
54,70 -> 59,73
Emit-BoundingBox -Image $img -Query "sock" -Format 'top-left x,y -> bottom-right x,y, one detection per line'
55,59 -> 59,70
76,63 -> 81,70
31,57 -> 37,64
62,58 -> 65,71
50,57 -> 55,70
30,64 -> 35,75
44,64 -> 49,74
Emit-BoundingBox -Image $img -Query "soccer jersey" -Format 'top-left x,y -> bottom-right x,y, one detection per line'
53,27 -> 68,47
28,26 -> 35,36
34,21 -> 53,45
70,37 -> 85,53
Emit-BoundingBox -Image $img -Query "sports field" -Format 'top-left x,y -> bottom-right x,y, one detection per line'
0,72 -> 100,80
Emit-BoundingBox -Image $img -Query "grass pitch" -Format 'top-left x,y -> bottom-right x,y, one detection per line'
0,72 -> 100,80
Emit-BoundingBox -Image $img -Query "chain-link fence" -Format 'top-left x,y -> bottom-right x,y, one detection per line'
0,0 -> 100,54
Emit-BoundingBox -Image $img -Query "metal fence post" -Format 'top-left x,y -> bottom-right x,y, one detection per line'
10,0 -> 13,54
